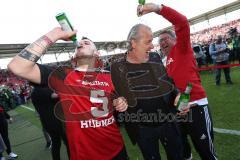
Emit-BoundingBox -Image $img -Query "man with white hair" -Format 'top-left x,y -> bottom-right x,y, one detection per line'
111,14 -> 184,160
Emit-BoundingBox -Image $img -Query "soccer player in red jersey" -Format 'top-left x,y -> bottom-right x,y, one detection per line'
8,27 -> 128,160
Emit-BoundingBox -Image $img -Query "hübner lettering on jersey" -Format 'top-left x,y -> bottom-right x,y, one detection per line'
76,80 -> 110,87
80,115 -> 115,128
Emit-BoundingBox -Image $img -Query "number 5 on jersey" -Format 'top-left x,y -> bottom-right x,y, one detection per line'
90,90 -> 109,118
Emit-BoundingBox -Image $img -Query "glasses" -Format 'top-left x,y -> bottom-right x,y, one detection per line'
159,37 -> 170,43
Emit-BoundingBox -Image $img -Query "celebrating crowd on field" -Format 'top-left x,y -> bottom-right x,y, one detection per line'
1,2 -> 240,160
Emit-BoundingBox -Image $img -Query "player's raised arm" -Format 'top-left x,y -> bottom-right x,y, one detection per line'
8,27 -> 77,84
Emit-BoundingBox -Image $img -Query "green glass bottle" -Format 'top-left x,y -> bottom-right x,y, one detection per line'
56,12 -> 80,48
138,0 -> 145,5
177,83 -> 192,111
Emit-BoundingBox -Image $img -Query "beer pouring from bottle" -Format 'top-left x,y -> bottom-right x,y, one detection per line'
177,83 -> 192,112
55,12 -> 81,48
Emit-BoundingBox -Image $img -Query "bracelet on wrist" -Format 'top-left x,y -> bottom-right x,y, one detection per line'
42,35 -> 54,46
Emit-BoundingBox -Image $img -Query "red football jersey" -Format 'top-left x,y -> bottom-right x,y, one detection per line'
49,68 -> 124,160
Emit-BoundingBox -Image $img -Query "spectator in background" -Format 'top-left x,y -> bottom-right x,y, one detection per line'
203,43 -> 213,65
0,105 -> 17,159
21,85 -> 29,104
226,38 -> 234,63
0,90 -> 14,124
2,89 -> 14,111
19,86 -> 25,104
209,35 -> 233,86
0,133 -> 6,160
232,30 -> 240,63
31,85 -> 70,160
192,44 -> 206,68
14,87 -> 22,106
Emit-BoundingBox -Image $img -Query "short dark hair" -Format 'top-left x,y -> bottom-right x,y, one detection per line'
81,36 -> 96,48
82,36 -> 93,42
159,30 -> 176,38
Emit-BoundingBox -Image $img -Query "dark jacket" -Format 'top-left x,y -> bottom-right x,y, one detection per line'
110,52 -> 179,144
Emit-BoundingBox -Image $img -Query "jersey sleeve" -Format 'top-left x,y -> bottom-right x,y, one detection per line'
37,64 -> 53,87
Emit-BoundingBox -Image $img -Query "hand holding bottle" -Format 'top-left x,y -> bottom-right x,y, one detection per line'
174,93 -> 190,115
56,12 -> 80,48
137,3 -> 161,17
45,27 -> 78,43
174,83 -> 192,115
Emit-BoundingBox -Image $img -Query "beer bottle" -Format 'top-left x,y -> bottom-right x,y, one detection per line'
177,83 -> 192,111
138,0 -> 145,5
56,12 -> 80,48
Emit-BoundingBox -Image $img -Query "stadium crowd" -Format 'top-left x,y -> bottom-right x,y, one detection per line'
190,19 -> 240,67
191,19 -> 240,45
0,69 -> 31,108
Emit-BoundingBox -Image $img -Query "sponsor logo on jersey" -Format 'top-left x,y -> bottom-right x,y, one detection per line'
76,80 -> 109,87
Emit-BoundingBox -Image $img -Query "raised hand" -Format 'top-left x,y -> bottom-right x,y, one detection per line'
45,27 -> 78,43
137,3 -> 161,17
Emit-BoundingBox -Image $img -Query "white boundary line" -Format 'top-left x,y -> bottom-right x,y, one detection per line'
213,128 -> 240,136
21,105 -> 35,112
